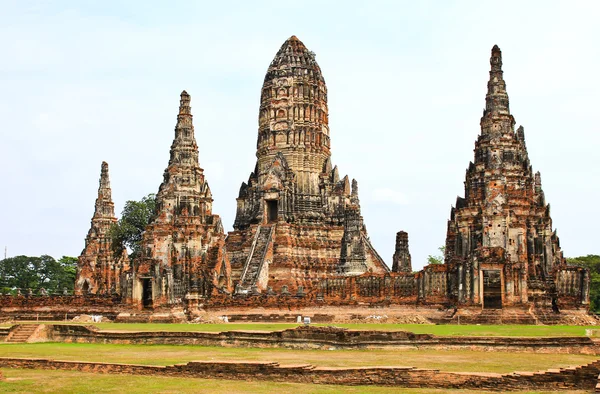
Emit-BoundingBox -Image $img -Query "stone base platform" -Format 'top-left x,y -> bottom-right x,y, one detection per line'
444,306 -> 596,326
3,325 -> 599,354
0,356 -> 599,391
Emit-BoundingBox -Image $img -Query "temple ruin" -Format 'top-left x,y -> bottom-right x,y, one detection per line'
71,40 -> 589,317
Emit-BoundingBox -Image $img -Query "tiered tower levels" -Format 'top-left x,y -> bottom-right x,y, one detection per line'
129,92 -> 231,308
228,36 -> 388,294
444,46 -> 566,307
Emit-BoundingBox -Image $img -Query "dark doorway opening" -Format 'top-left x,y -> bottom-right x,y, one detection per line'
552,297 -> 560,313
82,281 -> 90,294
266,200 -> 278,222
483,270 -> 502,309
142,279 -> 153,309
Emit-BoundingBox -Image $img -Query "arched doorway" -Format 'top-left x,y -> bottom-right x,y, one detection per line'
483,270 -> 502,309
142,279 -> 153,309
266,200 -> 278,222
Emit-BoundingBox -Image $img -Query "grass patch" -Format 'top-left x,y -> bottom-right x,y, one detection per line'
2,321 -> 598,337
0,342 -> 595,374
0,369 -> 590,394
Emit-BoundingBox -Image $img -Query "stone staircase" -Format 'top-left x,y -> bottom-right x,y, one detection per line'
6,324 -> 41,343
447,307 -> 538,325
237,225 -> 274,293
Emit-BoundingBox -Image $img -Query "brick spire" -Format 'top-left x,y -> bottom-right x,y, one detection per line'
481,45 -> 515,136
152,91 -> 213,224
485,45 -> 510,116
75,161 -> 120,295
166,90 -> 200,168
93,161 -> 115,219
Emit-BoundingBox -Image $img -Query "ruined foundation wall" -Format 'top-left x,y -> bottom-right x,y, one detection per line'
1,356 -> 598,391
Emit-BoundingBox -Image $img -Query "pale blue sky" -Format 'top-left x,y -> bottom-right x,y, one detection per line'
1,1 -> 598,269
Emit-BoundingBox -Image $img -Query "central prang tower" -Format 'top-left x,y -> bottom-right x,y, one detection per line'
256,35 -> 330,197
228,36 -> 388,295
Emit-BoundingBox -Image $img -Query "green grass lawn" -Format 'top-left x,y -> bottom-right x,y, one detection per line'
0,342 -> 595,373
2,321 -> 597,337
0,369 -> 589,394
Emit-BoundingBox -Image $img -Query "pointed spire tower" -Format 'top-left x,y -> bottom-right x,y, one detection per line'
154,90 -> 211,221
131,91 -> 230,308
480,45 -> 515,137
442,45 -> 579,308
94,161 -> 116,219
75,161 -> 124,295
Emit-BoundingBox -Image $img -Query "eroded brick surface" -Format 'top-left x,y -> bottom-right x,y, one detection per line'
1,355 -> 599,391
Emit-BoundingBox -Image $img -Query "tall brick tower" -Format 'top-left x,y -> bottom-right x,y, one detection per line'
128,91 -> 231,308
228,36 -> 389,294
444,46 -> 589,309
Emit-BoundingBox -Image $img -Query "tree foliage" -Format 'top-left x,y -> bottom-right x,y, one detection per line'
427,246 -> 445,265
0,255 -> 77,294
110,193 -> 157,260
567,254 -> 600,313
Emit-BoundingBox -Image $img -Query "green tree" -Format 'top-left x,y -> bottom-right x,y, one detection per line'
57,256 -> 77,292
567,254 -> 600,313
110,193 -> 157,260
427,246 -> 445,265
0,255 -> 78,294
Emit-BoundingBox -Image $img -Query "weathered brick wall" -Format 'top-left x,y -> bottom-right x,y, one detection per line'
0,295 -> 121,308
0,357 -> 597,391
43,325 -> 600,354
0,295 -> 123,320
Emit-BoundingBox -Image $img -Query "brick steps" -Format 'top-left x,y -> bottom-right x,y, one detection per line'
6,324 -> 40,343
237,225 -> 274,293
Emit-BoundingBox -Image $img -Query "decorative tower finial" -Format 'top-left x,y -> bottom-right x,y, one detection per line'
168,91 -> 199,168
94,161 -> 115,219
179,90 -> 191,115
485,45 -> 510,117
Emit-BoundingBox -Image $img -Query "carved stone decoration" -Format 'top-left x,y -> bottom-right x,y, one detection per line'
227,36 -> 389,295
75,162 -> 129,295
443,45 -> 589,308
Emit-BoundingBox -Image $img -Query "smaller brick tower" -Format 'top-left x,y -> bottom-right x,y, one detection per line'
392,231 -> 412,273
75,162 -> 128,295
128,91 -> 231,308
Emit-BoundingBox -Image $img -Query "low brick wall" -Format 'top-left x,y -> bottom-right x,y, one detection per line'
44,325 -> 600,354
0,295 -> 123,321
0,357 -> 598,391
